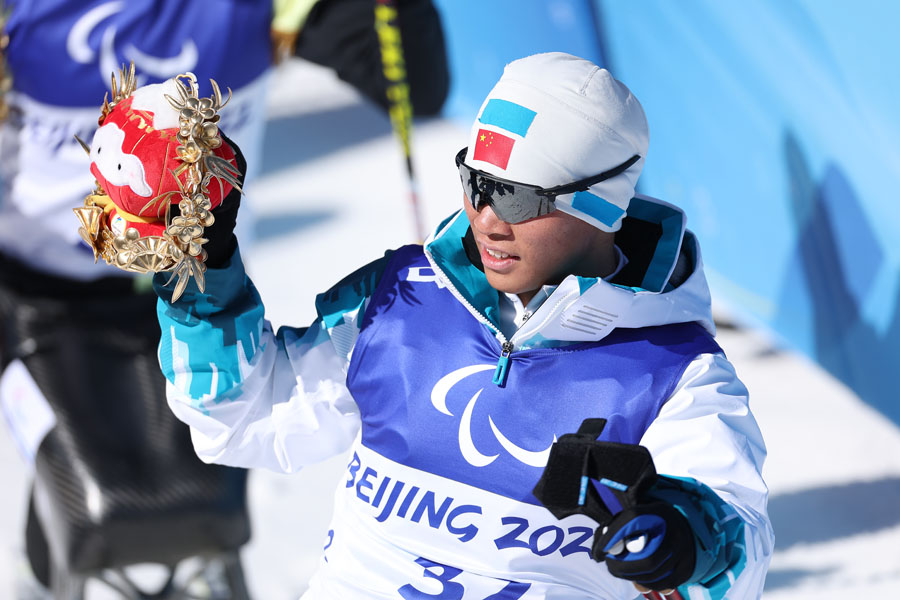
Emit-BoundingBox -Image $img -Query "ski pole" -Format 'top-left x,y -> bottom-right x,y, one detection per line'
374,0 -> 426,242
643,590 -> 685,600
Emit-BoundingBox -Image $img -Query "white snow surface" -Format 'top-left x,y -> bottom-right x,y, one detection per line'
2,60 -> 900,599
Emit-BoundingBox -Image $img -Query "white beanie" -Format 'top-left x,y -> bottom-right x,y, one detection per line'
465,52 -> 649,232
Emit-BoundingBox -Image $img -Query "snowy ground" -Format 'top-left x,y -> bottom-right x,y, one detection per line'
2,60 -> 900,599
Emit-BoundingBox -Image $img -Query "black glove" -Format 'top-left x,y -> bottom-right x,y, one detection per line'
592,499 -> 696,591
201,133 -> 246,269
532,419 -> 696,592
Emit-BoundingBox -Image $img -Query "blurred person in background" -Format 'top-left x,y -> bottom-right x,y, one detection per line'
0,0 -> 446,596
91,52 -> 770,599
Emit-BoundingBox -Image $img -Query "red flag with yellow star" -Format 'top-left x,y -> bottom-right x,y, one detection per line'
472,128 -> 515,170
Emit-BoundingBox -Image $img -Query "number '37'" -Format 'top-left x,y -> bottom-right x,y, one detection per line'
398,557 -> 531,600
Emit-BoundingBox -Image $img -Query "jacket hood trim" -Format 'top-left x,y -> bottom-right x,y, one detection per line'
613,196 -> 687,293
425,210 -> 502,329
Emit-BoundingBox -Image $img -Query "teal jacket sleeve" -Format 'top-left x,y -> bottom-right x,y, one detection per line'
154,245 -> 392,472
647,475 -> 749,597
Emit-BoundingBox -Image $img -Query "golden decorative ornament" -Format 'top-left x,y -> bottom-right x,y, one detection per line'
74,64 -> 242,301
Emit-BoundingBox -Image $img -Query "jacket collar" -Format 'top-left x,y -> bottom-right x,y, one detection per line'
422,195 -> 715,348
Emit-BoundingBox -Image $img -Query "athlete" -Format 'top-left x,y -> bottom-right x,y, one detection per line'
145,52 -> 772,599
0,0 -> 447,595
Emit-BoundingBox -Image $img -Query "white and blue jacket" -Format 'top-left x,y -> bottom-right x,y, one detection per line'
155,196 -> 774,599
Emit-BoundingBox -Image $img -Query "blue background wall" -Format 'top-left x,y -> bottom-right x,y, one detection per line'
432,0 -> 900,423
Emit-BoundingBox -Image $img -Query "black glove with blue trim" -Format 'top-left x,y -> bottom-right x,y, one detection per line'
532,419 -> 696,592
592,499 -> 695,591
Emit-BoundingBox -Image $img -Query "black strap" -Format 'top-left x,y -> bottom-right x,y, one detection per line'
532,418 -> 658,526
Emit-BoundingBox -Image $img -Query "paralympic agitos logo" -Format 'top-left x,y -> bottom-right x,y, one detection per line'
430,365 -> 556,469
66,2 -> 198,86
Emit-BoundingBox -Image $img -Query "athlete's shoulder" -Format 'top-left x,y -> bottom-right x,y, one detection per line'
315,248 -> 402,317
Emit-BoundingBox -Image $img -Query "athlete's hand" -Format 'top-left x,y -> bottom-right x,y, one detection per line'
531,419 -> 696,593
202,133 -> 246,269
592,500 -> 695,592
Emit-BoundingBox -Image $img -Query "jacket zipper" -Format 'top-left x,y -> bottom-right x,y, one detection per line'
424,250 -> 513,386
493,341 -> 513,385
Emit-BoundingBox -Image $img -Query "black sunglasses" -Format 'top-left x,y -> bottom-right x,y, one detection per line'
455,147 -> 640,224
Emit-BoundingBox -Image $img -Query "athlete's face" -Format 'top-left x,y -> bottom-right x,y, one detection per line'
463,194 -> 614,305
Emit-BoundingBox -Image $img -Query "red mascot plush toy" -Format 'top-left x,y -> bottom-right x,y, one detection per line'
74,63 -> 242,300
